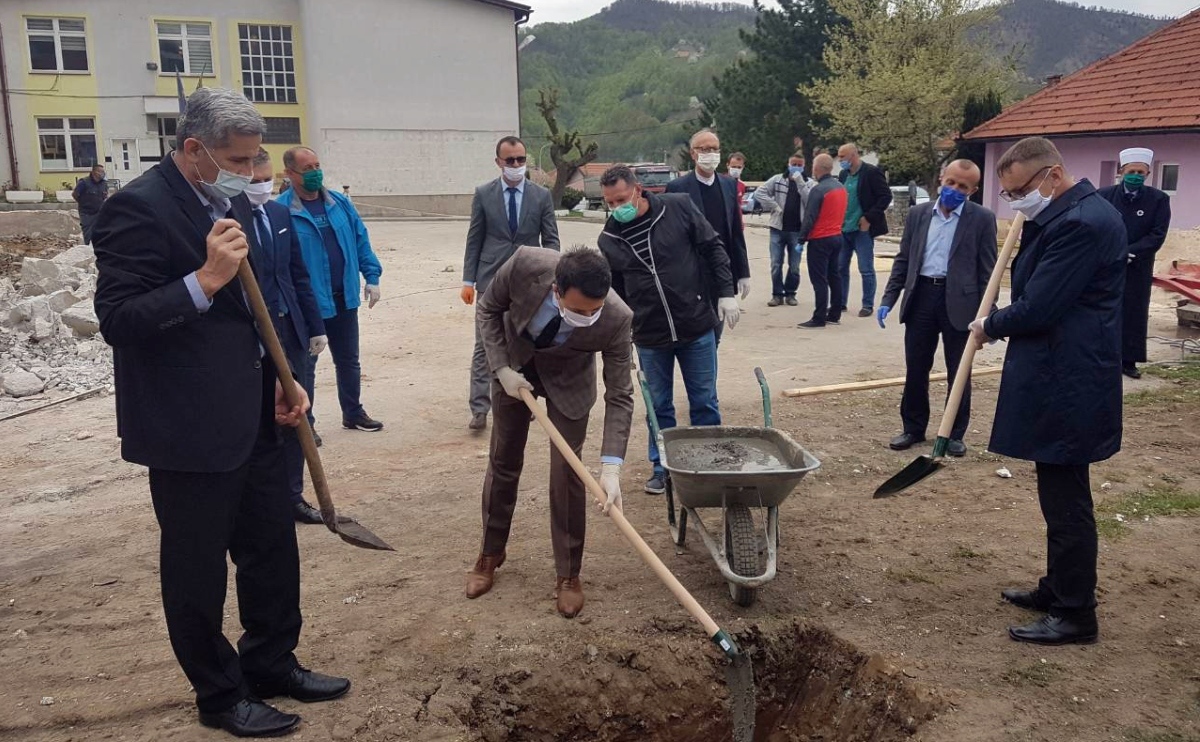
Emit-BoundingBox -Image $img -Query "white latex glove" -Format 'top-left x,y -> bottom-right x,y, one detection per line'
718,297 -> 741,330
365,284 -> 381,308
737,278 -> 751,300
308,334 -> 328,356
599,462 -> 622,514
497,366 -> 533,399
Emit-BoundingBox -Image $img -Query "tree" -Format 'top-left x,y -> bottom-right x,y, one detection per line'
804,0 -> 1017,190
956,90 -> 1004,202
702,0 -> 846,181
536,88 -> 599,209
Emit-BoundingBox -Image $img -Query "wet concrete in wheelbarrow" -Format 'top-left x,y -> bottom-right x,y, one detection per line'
464,621 -> 944,741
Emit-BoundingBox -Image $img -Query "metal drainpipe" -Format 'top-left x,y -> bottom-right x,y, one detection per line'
0,22 -> 20,188
513,9 -> 530,137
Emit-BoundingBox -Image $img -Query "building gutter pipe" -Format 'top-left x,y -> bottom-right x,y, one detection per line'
0,23 -> 20,188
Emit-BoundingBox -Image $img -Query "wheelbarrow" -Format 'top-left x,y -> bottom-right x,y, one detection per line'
639,367 -> 820,606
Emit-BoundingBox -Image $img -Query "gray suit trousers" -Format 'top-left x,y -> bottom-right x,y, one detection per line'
469,311 -> 492,415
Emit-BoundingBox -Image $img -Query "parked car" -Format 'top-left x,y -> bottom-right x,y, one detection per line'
891,185 -> 930,206
740,182 -> 765,214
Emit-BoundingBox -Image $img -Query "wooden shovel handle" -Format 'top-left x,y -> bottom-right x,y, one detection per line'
936,213 -> 1026,441
518,387 -> 723,638
237,260 -> 337,533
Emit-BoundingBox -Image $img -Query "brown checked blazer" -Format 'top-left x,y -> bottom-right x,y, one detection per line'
476,246 -> 634,460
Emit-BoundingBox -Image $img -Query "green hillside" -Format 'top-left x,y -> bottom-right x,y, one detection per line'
518,0 -> 1170,164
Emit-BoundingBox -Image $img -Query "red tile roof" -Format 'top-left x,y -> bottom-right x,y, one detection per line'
962,8 -> 1200,141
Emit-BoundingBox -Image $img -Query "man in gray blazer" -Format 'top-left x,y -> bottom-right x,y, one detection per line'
461,136 -> 561,431
878,159 -> 998,456
465,246 -> 634,619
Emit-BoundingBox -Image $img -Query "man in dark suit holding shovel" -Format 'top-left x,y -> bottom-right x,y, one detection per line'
93,87 -> 349,737
969,137 -> 1126,646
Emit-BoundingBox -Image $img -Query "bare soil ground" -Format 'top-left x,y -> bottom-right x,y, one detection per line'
2,220 -> 1198,742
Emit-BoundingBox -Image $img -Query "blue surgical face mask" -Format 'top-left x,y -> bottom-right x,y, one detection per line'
838,160 -> 850,171
939,185 -> 967,210
197,143 -> 252,199
787,165 -> 804,179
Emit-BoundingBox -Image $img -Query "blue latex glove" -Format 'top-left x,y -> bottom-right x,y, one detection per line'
877,305 -> 890,329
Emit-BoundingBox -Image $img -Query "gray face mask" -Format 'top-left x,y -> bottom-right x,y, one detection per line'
196,143 -> 252,199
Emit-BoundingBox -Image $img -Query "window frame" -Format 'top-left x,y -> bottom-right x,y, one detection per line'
36,116 -> 98,172
237,23 -> 298,104
25,16 -> 89,74
155,20 -> 214,77
262,117 -> 302,145
1157,162 -> 1180,196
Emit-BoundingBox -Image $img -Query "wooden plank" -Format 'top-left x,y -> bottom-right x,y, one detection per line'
782,366 -> 1004,398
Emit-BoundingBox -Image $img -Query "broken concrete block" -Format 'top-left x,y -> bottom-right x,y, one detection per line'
2,369 -> 45,397
51,245 -> 96,270
0,210 -> 79,241
60,304 -> 100,337
5,296 -> 53,329
31,317 -> 59,341
20,258 -> 86,296
47,289 -> 82,313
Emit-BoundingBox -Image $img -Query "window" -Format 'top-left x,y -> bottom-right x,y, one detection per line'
38,117 -> 97,170
157,21 -> 213,75
1159,163 -> 1179,195
27,17 -> 88,72
238,24 -> 297,103
157,116 -> 178,156
263,117 -> 301,144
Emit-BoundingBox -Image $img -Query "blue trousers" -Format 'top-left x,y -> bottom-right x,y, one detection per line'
304,298 -> 364,427
768,229 -> 803,298
637,331 -> 721,478
839,230 -> 876,311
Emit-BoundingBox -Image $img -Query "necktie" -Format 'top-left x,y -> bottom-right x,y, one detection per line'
507,187 -> 519,234
533,313 -> 562,349
254,208 -> 271,259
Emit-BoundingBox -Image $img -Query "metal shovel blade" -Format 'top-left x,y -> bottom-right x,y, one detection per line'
323,513 -> 395,551
874,455 -> 945,498
724,651 -> 757,742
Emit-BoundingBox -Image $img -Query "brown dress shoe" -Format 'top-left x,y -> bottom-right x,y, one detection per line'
465,552 -> 505,599
554,576 -> 585,618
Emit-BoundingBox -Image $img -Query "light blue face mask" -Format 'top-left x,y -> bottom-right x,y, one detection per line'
197,143 -> 252,199
838,160 -> 850,171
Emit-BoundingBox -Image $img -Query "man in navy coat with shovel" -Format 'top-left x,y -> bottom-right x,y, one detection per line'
969,137 -> 1126,646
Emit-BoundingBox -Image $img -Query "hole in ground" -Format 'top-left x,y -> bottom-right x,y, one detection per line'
464,621 -> 945,741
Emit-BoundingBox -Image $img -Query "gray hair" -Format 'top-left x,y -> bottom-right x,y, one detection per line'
689,128 -> 719,148
176,87 -> 266,151
252,147 -> 271,167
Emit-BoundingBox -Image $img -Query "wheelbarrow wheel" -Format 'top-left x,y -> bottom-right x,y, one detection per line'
724,504 -> 759,607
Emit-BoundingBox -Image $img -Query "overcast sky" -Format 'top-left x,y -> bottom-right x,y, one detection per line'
526,0 -> 1199,25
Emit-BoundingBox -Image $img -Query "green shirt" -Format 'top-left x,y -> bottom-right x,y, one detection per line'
842,171 -> 864,233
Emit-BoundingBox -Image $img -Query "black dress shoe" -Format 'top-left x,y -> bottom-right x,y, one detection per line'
312,429 -> 322,448
797,319 -> 825,328
1001,588 -> 1048,612
858,308 -> 873,318
199,698 -> 300,738
293,500 -> 324,525
889,432 -> 926,451
468,412 -> 488,431
947,439 -> 967,457
1008,615 -> 1098,645
252,666 -> 351,704
1122,364 -> 1142,379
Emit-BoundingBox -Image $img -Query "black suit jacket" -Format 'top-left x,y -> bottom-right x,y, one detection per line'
94,154 -> 276,473
256,200 -> 325,351
881,200 -> 998,331
839,161 -> 892,237
666,171 -> 750,282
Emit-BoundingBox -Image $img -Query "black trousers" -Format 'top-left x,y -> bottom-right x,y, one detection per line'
805,235 -> 843,324
1033,461 -> 1098,622
901,280 -> 970,440
148,413 -> 302,713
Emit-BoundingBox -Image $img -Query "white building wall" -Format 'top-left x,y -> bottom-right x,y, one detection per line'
298,0 -> 520,198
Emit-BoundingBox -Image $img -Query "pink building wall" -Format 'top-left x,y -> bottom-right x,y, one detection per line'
981,133 -> 1199,228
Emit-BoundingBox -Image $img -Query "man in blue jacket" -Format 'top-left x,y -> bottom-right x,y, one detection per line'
970,137 -> 1125,646
279,146 -> 384,435
248,149 -> 328,524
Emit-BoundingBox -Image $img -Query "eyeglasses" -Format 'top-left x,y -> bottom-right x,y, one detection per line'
501,156 -> 527,166
693,146 -> 720,154
998,165 -> 1052,202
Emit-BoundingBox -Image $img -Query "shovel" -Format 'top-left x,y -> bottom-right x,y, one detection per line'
518,387 -> 756,741
237,260 -> 394,551
874,212 -> 1025,499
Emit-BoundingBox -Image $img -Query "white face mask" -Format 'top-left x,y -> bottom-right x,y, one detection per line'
560,305 -> 602,328
1009,172 -> 1055,220
196,143 -> 252,199
245,181 -> 274,206
728,167 -> 743,179
696,152 -> 721,172
502,165 -> 527,183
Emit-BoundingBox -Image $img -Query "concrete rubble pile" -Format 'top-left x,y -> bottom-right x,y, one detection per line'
0,244 -> 113,403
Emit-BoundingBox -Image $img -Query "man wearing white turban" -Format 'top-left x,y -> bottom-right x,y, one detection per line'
1097,147 -> 1172,378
